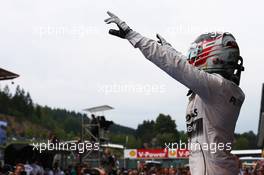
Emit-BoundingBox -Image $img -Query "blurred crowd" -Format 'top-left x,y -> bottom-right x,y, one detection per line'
0,161 -> 264,175
238,160 -> 264,175
0,157 -> 263,175
118,167 -> 190,175
0,163 -> 191,175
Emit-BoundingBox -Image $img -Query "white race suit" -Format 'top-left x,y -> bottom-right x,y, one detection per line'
125,31 -> 245,175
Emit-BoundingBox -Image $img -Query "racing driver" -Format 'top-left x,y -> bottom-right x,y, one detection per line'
104,11 -> 245,175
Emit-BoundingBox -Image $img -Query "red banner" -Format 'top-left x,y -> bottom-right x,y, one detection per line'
124,149 -> 189,159
137,149 -> 168,159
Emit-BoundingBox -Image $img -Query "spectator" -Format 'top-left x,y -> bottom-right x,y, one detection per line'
13,163 -> 25,175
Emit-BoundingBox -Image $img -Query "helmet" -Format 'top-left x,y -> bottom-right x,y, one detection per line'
187,32 -> 244,85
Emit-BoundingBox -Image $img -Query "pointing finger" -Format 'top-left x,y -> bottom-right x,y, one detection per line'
107,11 -> 117,18
104,17 -> 115,24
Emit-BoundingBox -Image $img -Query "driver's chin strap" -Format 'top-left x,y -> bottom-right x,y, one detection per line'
187,89 -> 193,96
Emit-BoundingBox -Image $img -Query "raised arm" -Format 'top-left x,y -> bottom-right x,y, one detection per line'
105,11 -> 224,100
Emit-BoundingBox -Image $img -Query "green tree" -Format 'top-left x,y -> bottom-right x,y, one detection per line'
234,137 -> 249,149
0,85 -> 11,114
154,114 -> 177,134
156,133 -> 177,147
136,120 -> 155,143
178,131 -> 188,143
241,131 -> 257,149
25,127 -> 34,138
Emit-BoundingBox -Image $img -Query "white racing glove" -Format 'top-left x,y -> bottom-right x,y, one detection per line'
104,11 -> 132,39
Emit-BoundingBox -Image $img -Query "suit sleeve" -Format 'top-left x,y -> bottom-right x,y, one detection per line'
125,31 -> 224,100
